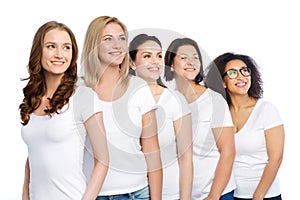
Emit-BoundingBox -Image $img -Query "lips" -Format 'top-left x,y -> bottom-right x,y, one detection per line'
147,66 -> 160,72
184,67 -> 196,72
109,51 -> 123,56
51,61 -> 64,65
235,81 -> 247,87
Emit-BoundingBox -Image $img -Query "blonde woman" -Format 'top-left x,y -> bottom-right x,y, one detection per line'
81,16 -> 162,200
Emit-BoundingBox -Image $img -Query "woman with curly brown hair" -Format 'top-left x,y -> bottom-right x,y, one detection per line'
19,21 -> 108,200
209,52 -> 284,200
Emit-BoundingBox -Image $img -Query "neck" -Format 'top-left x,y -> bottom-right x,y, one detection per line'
44,74 -> 63,98
175,76 -> 199,103
148,82 -> 164,102
229,94 -> 257,111
99,66 -> 121,86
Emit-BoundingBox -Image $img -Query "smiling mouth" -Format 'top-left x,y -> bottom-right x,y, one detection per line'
184,68 -> 196,72
235,82 -> 247,87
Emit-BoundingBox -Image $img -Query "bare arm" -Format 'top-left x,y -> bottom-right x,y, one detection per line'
253,125 -> 284,200
174,114 -> 193,200
141,110 -> 162,200
206,127 -> 236,200
82,112 -> 109,200
22,158 -> 30,200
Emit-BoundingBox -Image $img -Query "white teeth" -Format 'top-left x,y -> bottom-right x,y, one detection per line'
52,61 -> 63,64
236,82 -> 246,87
184,68 -> 195,71
110,52 -> 121,56
149,67 -> 159,71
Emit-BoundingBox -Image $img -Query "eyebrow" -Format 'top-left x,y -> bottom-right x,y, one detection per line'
103,33 -> 126,37
44,41 -> 72,45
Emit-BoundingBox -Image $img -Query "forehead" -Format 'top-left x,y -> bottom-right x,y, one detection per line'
225,59 -> 247,70
102,22 -> 124,35
177,45 -> 197,54
138,40 -> 161,51
44,29 -> 71,43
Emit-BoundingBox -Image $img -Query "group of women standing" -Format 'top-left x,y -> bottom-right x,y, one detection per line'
19,15 -> 285,200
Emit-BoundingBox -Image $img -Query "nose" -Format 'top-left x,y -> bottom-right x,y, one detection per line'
152,57 -> 159,64
186,58 -> 195,66
112,38 -> 121,49
55,48 -> 63,58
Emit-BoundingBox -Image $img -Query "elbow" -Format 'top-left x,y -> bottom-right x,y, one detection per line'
269,154 -> 283,167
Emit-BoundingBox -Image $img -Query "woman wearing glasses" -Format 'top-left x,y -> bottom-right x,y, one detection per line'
208,52 -> 285,200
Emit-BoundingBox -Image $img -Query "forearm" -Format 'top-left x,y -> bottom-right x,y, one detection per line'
207,153 -> 235,200
148,168 -> 163,200
253,158 -> 283,200
178,147 -> 193,200
82,159 -> 108,200
22,158 -> 30,200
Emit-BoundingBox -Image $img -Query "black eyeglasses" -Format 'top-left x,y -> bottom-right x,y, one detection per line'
223,67 -> 251,79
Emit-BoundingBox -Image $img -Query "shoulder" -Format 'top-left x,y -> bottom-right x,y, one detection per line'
72,85 -> 98,105
257,99 -> 280,112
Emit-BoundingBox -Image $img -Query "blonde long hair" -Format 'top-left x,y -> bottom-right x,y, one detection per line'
81,16 -> 130,88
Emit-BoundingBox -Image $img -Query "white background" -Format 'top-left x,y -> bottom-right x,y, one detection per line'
1,0 -> 299,199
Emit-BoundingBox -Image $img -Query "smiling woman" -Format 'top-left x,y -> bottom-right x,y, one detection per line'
19,21 -> 109,200
209,52 -> 284,200
41,29 -> 73,77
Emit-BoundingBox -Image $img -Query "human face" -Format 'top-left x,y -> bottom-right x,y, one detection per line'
223,59 -> 251,95
99,22 -> 127,68
132,40 -> 163,83
172,45 -> 201,82
41,29 -> 72,78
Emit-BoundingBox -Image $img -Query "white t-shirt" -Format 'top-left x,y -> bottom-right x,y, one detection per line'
190,88 -> 236,200
84,76 -> 157,196
156,88 -> 191,199
233,99 -> 283,198
21,85 -> 102,200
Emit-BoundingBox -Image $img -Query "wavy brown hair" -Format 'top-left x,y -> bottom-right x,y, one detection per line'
19,21 -> 78,125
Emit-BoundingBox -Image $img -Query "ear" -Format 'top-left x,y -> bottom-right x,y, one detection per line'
170,64 -> 174,71
223,81 -> 227,88
130,61 -> 136,70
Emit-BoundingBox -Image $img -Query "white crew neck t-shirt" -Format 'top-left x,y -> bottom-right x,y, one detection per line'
21,85 -> 102,200
233,99 -> 283,198
84,76 -> 157,196
190,88 -> 236,200
156,88 -> 191,199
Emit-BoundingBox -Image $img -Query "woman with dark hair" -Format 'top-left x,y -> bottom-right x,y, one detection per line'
129,34 -> 193,200
210,52 -> 285,200
20,21 -> 108,200
164,38 -> 236,200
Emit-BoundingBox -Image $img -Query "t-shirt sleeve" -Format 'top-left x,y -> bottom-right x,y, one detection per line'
171,90 -> 191,121
211,90 -> 233,128
262,101 -> 283,130
73,86 -> 102,122
131,78 -> 156,115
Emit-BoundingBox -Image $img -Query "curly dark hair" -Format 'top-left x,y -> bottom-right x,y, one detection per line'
207,52 -> 263,105
19,21 -> 78,125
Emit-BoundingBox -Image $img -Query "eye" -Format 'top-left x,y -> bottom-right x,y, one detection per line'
242,67 -> 251,76
143,54 -> 151,58
103,36 -> 112,41
47,44 -> 55,49
119,35 -> 126,41
193,55 -> 199,60
180,56 -> 188,60
63,45 -> 72,50
228,70 -> 237,77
